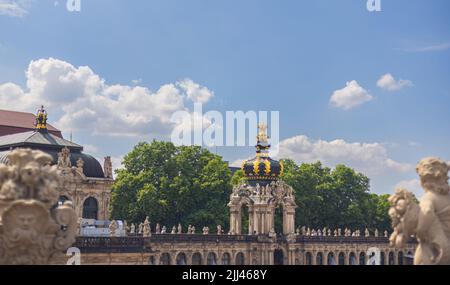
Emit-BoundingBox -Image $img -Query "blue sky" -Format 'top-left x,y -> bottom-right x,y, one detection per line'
0,0 -> 449,196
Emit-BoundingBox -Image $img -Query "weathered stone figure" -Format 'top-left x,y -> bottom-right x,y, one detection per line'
0,149 -> 77,265
130,223 -> 136,234
109,220 -> 118,237
104,156 -> 113,179
143,217 -> 151,237
389,157 -> 450,265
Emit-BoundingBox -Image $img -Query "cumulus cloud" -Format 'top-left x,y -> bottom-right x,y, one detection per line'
177,79 -> 214,104
0,0 -> 31,17
0,58 -> 214,137
377,73 -> 413,92
273,135 -> 411,176
330,80 -> 373,110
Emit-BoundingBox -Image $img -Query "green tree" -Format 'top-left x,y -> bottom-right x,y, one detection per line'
110,141 -> 232,231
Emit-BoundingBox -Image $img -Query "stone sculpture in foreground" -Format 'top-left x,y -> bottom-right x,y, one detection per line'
0,149 -> 78,265
389,157 -> 450,265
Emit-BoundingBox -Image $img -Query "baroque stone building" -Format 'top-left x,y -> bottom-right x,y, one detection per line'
0,107 -> 113,221
71,123 -> 416,265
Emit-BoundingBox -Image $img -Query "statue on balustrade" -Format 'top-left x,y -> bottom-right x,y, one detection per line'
389,157 -> 450,265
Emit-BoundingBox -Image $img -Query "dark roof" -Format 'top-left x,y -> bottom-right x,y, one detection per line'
0,131 -> 82,152
0,109 -> 62,137
0,150 -> 105,178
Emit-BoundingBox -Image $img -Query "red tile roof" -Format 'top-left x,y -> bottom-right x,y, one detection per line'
0,109 -> 63,138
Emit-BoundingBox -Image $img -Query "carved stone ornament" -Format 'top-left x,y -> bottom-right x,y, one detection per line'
389,157 -> 450,265
0,149 -> 77,265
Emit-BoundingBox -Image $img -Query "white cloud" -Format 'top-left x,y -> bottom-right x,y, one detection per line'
273,135 -> 411,176
330,80 -> 373,110
177,79 -> 214,104
0,58 -> 214,137
0,0 -> 32,17
377,73 -> 413,92
395,179 -> 422,199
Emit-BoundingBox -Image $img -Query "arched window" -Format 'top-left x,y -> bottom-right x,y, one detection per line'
389,251 -> 395,265
316,252 -> 323,265
327,252 -> 336,265
192,253 -> 202,265
406,251 -> 414,265
274,249 -> 284,265
82,197 -> 98,219
338,252 -> 346,265
176,253 -> 187,265
222,253 -> 231,265
398,251 -> 404,265
207,253 -> 217,265
359,252 -> 366,265
349,252 -> 357,265
380,252 -> 386,265
305,252 -> 313,265
235,252 -> 245,265
160,253 -> 171,265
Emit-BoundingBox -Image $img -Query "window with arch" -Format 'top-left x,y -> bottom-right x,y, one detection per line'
338,252 -> 346,265
176,253 -> 187,265
305,252 -> 313,265
316,252 -> 323,265
160,253 -> 171,265
82,197 -> 98,219
222,253 -> 231,265
207,252 -> 217,265
192,252 -> 202,265
349,252 -> 357,265
359,252 -> 366,265
235,252 -> 245,265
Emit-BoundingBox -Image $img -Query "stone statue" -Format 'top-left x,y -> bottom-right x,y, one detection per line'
177,223 -> 182,234
187,225 -> 192,234
155,223 -> 161,234
317,229 -> 322,236
384,230 -> 388,238
130,223 -> 136,234
191,226 -> 196,234
334,229 -> 338,237
328,229 -> 332,237
365,228 -> 370,238
109,220 -> 118,237
76,158 -> 84,174
124,221 -> 129,236
202,226 -> 209,235
104,156 -> 113,179
306,228 -> 311,236
171,226 -> 176,234
57,147 -> 72,169
138,223 -> 143,235
161,226 -> 167,234
338,228 -> 342,237
217,225 -> 223,235
389,157 -> 450,265
143,217 -> 151,237
269,228 -> 276,238
375,229 -> 379,237
0,149 -> 77,265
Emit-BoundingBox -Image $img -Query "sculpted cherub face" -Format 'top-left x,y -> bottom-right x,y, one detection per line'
417,157 -> 450,194
20,163 -> 41,187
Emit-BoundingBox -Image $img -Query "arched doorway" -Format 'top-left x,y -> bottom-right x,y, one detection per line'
305,252 -> 313,265
327,252 -> 336,265
380,252 -> 386,265
316,252 -> 323,265
349,252 -> 357,265
359,252 -> 366,265
235,252 -> 245,265
222,253 -> 231,265
176,253 -> 187,265
192,253 -> 202,265
389,251 -> 395,265
207,253 -> 217,265
398,252 -> 404,265
338,252 -> 346,265
160,253 -> 171,265
274,249 -> 284,265
82,197 -> 98,219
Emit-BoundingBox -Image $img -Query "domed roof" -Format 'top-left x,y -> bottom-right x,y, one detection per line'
242,123 -> 283,185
